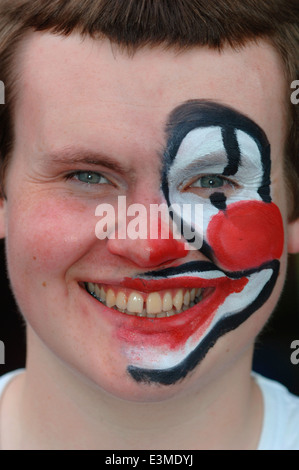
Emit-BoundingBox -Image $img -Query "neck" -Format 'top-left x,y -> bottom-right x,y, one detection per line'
3,330 -> 262,450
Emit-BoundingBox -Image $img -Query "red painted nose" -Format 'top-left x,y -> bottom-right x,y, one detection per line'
207,200 -> 284,271
107,219 -> 189,268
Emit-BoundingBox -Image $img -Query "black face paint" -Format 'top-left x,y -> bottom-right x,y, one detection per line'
209,192 -> 227,211
162,100 -> 271,205
126,100 -> 284,386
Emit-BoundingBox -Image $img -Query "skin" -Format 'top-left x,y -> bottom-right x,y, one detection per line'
126,100 -> 284,384
0,32 -> 299,450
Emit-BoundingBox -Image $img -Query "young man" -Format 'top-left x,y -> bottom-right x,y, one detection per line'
0,0 -> 298,450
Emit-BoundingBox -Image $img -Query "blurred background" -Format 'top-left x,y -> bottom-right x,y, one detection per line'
0,239 -> 298,395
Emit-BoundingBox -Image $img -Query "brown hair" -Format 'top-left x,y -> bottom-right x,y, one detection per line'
0,0 -> 298,218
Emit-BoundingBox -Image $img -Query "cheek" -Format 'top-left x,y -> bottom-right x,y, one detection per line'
207,201 -> 284,271
6,197 -> 95,277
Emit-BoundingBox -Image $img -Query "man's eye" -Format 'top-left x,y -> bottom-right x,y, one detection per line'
191,175 -> 226,189
67,171 -> 111,185
182,174 -> 238,198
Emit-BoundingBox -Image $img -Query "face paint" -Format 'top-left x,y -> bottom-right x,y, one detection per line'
147,217 -> 189,265
124,100 -> 284,385
117,269 -> 248,350
207,200 -> 284,271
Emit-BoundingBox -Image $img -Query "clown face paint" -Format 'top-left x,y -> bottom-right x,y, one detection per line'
125,101 -> 284,385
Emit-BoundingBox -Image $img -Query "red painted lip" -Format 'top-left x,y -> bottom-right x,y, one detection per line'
83,274 -> 248,350
118,275 -> 225,292
117,276 -> 248,349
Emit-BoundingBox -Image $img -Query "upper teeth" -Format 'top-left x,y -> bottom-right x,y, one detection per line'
85,283 -> 204,318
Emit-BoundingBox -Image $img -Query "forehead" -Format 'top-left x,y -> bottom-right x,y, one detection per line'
14,32 -> 287,163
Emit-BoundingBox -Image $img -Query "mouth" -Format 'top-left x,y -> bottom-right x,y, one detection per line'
80,260 -> 279,384
84,282 -> 213,318
81,268 -> 248,352
125,261 -> 279,384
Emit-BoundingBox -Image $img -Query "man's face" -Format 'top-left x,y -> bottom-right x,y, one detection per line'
0,33 -> 291,399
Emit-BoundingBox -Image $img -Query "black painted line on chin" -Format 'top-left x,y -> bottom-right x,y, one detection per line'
127,259 -> 280,386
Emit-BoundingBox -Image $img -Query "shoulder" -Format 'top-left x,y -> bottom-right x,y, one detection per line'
253,373 -> 299,450
0,370 -> 24,399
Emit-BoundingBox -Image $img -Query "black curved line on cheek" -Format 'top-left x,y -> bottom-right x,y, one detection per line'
127,260 -> 279,385
161,152 -> 171,208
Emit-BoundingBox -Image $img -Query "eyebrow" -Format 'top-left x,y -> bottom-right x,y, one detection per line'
42,147 -> 135,177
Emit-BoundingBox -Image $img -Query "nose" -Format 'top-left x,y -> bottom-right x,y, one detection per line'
107,217 -> 189,268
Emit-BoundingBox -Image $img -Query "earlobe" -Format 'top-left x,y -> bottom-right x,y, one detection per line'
287,218 -> 299,254
0,197 -> 6,239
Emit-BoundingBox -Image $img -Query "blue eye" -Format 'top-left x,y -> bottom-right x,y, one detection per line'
69,171 -> 110,185
182,174 -> 238,199
192,175 -> 225,189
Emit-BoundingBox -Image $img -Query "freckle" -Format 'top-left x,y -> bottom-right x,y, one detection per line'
42,282 -> 47,287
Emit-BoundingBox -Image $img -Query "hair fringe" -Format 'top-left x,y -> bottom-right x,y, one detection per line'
0,0 -> 298,217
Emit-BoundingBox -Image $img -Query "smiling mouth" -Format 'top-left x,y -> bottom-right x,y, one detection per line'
84,282 -> 213,318
81,268 -> 250,353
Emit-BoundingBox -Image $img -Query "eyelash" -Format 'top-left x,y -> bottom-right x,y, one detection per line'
63,171 -> 239,196
64,170 -> 112,186
182,174 -> 239,191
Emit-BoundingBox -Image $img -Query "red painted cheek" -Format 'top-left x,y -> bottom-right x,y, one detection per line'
207,201 -> 284,271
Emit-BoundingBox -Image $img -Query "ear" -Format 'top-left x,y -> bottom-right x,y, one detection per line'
0,197 -> 6,239
287,218 -> 299,254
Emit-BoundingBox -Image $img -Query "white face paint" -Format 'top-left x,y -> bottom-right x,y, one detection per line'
126,268 -> 272,370
167,126 -> 266,242
127,101 -> 284,386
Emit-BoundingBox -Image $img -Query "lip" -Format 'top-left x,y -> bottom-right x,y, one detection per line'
81,274 -> 248,350
118,275 -> 225,292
